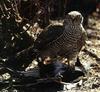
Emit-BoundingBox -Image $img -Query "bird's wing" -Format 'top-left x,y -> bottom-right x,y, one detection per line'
34,25 -> 64,50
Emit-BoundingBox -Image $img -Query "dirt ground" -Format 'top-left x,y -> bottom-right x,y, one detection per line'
76,15 -> 100,92
0,15 -> 100,92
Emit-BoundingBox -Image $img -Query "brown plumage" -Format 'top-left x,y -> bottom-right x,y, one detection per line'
34,11 -> 87,66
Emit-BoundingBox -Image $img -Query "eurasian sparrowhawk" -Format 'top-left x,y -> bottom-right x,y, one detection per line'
34,11 -> 87,66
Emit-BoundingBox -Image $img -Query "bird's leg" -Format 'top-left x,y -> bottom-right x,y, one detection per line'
61,58 -> 72,68
67,60 -> 70,68
62,58 -> 68,63
68,60 -> 76,70
62,58 -> 74,69
62,58 -> 75,69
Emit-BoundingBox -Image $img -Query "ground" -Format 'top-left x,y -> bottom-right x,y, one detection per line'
75,15 -> 100,92
0,15 -> 100,92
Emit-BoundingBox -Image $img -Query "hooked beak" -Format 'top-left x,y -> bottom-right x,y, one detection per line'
71,15 -> 76,20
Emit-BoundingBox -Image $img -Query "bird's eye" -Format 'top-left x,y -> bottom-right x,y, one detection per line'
73,15 -> 82,23
72,16 -> 78,21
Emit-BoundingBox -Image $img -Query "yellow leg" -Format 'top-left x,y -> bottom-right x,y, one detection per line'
67,60 -> 70,67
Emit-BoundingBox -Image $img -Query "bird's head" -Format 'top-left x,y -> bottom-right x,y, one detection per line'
64,11 -> 83,26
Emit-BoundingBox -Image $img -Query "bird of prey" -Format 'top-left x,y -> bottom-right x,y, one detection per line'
34,11 -> 87,67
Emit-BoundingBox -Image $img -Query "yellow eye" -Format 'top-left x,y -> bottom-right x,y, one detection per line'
74,15 -> 82,21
